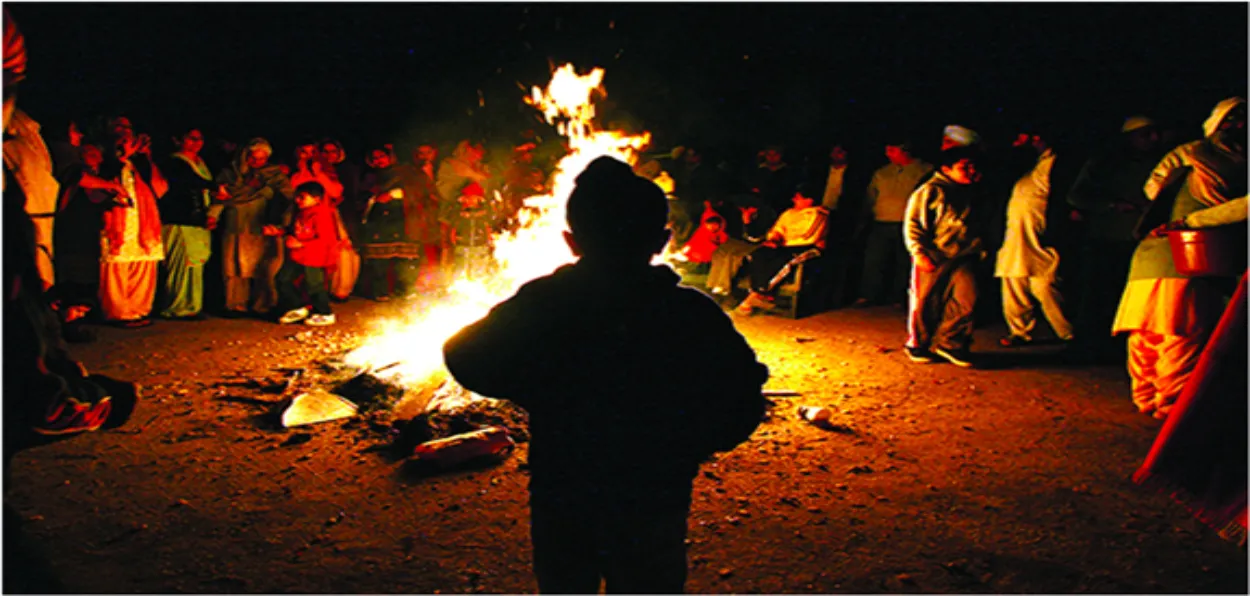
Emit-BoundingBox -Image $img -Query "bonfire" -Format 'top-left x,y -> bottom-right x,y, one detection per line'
342,64 -> 654,395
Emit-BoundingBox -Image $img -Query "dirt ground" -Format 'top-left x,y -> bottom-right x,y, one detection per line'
6,297 -> 1247,594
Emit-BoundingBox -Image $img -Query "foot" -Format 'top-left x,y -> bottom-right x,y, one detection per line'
905,346 -> 936,363
998,335 -> 1032,348
305,313 -> 336,327
374,295 -> 391,303
115,318 -> 152,329
932,346 -> 975,368
279,307 -> 310,324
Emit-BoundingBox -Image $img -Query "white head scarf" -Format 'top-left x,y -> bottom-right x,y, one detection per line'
1202,97 -> 1246,138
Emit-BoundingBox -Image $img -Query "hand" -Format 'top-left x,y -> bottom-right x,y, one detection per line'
137,133 -> 152,156
311,160 -> 323,175
741,206 -> 758,224
376,192 -> 393,204
285,237 -> 303,249
262,225 -> 284,236
914,254 -> 937,272
214,185 -> 229,200
206,217 -> 218,230
1150,220 -> 1187,238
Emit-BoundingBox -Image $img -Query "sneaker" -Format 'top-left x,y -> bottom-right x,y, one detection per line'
305,313 -> 336,326
708,286 -> 728,296
279,307 -> 310,324
905,346 -> 936,363
932,346 -> 975,368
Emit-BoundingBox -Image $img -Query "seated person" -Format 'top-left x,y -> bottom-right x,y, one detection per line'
734,185 -> 829,315
705,202 -> 777,297
674,213 -> 729,276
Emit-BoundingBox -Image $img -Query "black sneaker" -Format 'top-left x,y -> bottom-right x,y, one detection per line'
932,346 -> 975,368
905,346 -> 936,363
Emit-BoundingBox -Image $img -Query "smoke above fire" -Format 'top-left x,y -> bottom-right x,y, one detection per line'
343,64 -> 653,383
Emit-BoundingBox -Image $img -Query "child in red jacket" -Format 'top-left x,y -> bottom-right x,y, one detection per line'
276,182 -> 341,326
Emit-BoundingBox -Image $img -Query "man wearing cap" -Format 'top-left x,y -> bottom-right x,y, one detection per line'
1065,116 -> 1162,362
853,138 -> 933,308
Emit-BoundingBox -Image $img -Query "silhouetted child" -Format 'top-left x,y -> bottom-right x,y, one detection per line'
275,182 -> 339,326
444,156 -> 769,593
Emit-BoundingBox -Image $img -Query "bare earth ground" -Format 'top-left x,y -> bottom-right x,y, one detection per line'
6,297 -> 1247,594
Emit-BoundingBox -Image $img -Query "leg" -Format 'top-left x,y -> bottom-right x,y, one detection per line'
274,259 -> 305,314
1127,331 -> 1161,414
706,238 -> 757,293
367,258 -> 390,299
933,261 -> 979,352
601,504 -> 690,594
530,503 -> 603,594
1030,275 -> 1074,341
396,258 -> 419,296
253,238 -> 283,314
304,266 -> 333,316
1150,331 -> 1208,417
858,223 -> 892,303
1001,276 -> 1036,341
906,262 -> 940,349
224,276 -> 249,312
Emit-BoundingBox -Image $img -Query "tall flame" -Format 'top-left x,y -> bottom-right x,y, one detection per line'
343,64 -> 652,384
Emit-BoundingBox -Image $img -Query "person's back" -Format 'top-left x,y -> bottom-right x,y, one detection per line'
444,156 -> 768,593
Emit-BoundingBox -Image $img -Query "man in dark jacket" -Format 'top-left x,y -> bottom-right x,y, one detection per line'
443,156 -> 769,593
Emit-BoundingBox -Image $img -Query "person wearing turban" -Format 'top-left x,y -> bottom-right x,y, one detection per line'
1112,97 -> 1247,420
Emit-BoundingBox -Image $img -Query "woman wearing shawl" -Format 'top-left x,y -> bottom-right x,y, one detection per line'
97,116 -> 167,328
214,138 -> 293,316
361,145 -> 422,300
157,128 -> 215,319
1113,97 -> 1247,419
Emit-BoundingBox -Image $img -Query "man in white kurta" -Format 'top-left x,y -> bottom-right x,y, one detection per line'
994,146 -> 1074,344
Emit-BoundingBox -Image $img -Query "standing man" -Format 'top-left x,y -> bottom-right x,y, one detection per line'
903,147 -> 986,368
853,138 -> 933,308
1065,116 -> 1162,362
994,131 -> 1076,346
444,156 -> 768,593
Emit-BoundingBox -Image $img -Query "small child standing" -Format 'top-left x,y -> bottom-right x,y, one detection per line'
276,182 -> 340,326
439,181 -> 498,280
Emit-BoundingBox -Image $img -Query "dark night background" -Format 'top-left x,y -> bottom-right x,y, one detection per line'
7,2 -> 1248,167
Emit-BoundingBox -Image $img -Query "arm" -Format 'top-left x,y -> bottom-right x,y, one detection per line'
1184,197 -> 1248,228
443,283 -> 558,403
1144,144 -> 1195,201
903,185 -> 936,265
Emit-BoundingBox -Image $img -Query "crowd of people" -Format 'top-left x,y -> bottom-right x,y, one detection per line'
13,81 -> 1249,424
4,8 -> 1247,592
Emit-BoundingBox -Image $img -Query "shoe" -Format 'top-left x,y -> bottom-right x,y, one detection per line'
998,335 -> 1032,348
115,318 -> 152,329
905,346 -> 936,363
374,295 -> 391,303
708,286 -> 728,296
305,313 -> 336,326
932,346 -> 975,368
851,298 -> 872,308
279,307 -> 310,324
